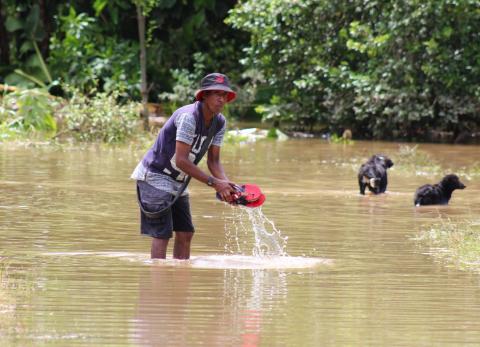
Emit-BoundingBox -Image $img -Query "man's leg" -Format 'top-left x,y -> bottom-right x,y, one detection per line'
151,237 -> 169,259
138,182 -> 174,259
173,232 -> 193,259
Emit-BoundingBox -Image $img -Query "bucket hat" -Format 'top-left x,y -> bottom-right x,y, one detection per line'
195,73 -> 236,102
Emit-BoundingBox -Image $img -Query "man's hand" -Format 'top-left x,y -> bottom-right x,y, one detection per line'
212,178 -> 236,203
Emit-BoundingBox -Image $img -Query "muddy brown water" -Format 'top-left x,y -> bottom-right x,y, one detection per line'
1,140 -> 480,346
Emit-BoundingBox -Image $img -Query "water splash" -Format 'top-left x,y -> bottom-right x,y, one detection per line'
224,206 -> 288,257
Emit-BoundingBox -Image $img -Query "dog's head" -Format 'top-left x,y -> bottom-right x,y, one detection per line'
441,174 -> 466,190
371,155 -> 394,169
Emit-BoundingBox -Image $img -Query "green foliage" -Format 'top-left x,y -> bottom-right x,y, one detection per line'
3,3 -> 52,88
329,133 -> 354,145
144,0 -> 249,102
158,52 -> 207,112
255,95 -> 305,127
224,131 -> 249,144
132,0 -> 175,15
158,51 -> 253,119
12,40 -> 52,88
0,89 -> 57,140
48,8 -> 140,97
266,127 -> 278,139
228,0 -> 480,140
0,120 -> 22,141
57,87 -> 139,143
2,0 -> 248,116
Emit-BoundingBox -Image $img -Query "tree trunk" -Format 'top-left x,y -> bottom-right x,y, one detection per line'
39,0 -> 51,57
0,0 -> 10,66
136,5 -> 149,131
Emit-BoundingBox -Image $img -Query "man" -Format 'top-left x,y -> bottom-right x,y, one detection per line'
131,73 -> 237,259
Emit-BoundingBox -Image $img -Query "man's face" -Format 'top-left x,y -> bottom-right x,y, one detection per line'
203,90 -> 228,114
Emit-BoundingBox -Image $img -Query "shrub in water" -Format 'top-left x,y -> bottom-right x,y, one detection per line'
0,89 -> 57,140
58,87 -> 140,143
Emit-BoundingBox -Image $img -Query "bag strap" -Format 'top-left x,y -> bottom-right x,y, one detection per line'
137,115 -> 219,218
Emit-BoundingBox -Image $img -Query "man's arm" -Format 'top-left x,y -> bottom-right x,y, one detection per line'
175,141 -> 235,202
207,145 -> 228,180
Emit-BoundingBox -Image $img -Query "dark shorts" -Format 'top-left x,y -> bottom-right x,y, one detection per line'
137,181 -> 195,239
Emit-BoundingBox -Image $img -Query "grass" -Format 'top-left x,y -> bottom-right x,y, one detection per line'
393,144 -> 442,175
456,161 -> 480,179
416,218 -> 480,272
393,145 -> 480,179
469,162 -> 480,176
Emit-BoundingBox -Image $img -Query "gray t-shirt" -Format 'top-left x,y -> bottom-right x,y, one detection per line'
131,102 -> 226,195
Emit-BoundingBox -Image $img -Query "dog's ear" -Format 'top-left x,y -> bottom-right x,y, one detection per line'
386,158 -> 394,168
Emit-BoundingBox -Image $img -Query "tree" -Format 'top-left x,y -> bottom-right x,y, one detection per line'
228,0 -> 480,141
2,1 -> 247,116
0,1 -> 10,66
135,1 -> 150,130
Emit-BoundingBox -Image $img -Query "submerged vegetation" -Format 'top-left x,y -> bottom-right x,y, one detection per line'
328,133 -> 354,145
393,145 -> 442,176
0,88 -> 57,140
416,219 -> 480,272
393,145 -> 480,179
56,88 -> 139,143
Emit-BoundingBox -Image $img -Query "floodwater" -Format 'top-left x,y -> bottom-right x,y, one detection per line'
1,139 -> 480,346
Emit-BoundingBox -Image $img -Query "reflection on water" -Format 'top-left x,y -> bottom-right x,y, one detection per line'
132,265 -> 290,347
1,141 -> 480,346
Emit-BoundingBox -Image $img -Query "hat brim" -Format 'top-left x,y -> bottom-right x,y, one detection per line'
241,184 -> 265,208
195,85 -> 236,103
245,194 -> 266,208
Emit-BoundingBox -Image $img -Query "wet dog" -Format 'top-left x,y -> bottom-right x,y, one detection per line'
414,174 -> 466,206
358,155 -> 394,195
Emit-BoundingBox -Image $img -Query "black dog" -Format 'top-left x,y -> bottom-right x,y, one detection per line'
358,155 -> 394,195
414,174 -> 466,206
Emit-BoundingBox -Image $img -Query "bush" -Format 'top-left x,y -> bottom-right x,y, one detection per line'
0,88 -> 57,140
227,0 -> 480,140
57,87 -> 140,143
